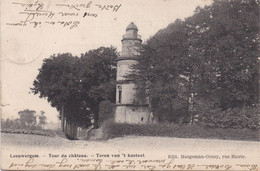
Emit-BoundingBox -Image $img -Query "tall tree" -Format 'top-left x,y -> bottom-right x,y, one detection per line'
38,111 -> 47,129
128,0 -> 259,123
78,47 -> 117,127
185,0 -> 259,109
31,47 -> 117,138
18,109 -> 37,129
128,19 -> 191,123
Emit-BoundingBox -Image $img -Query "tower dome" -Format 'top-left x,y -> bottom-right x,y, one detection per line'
122,22 -> 141,42
126,22 -> 138,31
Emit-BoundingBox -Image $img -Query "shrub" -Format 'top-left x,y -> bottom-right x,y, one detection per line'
1,128 -> 55,137
102,120 -> 259,141
197,105 -> 260,129
98,100 -> 115,125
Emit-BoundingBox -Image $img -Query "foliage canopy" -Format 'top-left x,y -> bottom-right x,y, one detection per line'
31,47 -> 118,130
127,0 -> 259,123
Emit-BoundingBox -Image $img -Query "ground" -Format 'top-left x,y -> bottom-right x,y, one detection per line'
2,133 -> 259,151
1,133 -> 260,170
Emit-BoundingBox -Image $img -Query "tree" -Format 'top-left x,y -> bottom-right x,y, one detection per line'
18,109 -> 37,129
1,118 -> 22,129
78,47 -> 117,127
31,47 -> 117,138
38,111 -> 47,129
128,0 -> 259,123
128,19 -> 191,123
185,0 -> 259,109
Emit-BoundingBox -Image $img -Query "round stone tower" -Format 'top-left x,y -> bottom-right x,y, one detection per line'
115,22 -> 150,124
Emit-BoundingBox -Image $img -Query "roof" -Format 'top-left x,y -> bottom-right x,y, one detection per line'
126,22 -> 138,31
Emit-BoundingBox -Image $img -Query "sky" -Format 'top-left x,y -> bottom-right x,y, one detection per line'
1,0 -> 212,124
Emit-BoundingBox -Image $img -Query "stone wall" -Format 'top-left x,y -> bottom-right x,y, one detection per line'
115,106 -> 151,124
116,60 -> 137,80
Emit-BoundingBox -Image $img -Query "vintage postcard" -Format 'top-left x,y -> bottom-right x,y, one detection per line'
1,0 -> 260,170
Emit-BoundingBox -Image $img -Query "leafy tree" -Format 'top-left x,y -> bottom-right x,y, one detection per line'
18,109 -> 37,129
1,118 -> 22,129
128,19 -> 191,123
185,0 -> 259,109
31,47 -> 117,138
31,53 -> 85,137
38,111 -> 47,129
78,47 -> 117,127
98,100 -> 115,125
128,0 -> 259,124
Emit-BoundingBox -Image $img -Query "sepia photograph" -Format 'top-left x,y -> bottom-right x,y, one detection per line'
1,0 -> 260,170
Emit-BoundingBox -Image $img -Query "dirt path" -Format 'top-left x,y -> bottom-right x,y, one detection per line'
1,133 -> 260,170
2,133 -> 260,152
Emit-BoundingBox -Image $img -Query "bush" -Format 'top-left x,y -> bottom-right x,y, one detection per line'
98,100 -> 115,125
196,104 -> 260,129
102,120 -> 259,141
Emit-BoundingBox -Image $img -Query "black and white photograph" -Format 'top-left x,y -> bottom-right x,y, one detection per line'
1,0 -> 260,170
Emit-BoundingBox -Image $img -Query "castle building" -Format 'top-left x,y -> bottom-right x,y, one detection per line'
115,22 -> 151,124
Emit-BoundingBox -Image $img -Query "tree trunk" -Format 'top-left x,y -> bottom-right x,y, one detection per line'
94,112 -> 99,128
72,123 -> 78,138
61,104 -> 65,132
65,118 -> 69,135
68,122 -> 78,139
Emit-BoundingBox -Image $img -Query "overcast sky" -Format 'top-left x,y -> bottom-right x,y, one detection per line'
1,0 -> 212,123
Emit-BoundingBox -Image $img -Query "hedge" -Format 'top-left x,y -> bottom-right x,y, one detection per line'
102,120 -> 259,141
1,128 -> 56,137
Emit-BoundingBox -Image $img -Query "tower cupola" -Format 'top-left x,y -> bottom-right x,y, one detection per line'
126,22 -> 138,31
122,22 -> 141,41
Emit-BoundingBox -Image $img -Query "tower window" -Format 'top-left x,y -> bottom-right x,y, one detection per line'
118,86 -> 122,104
141,117 -> 144,122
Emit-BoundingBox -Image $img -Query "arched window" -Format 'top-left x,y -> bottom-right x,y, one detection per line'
118,86 -> 122,104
